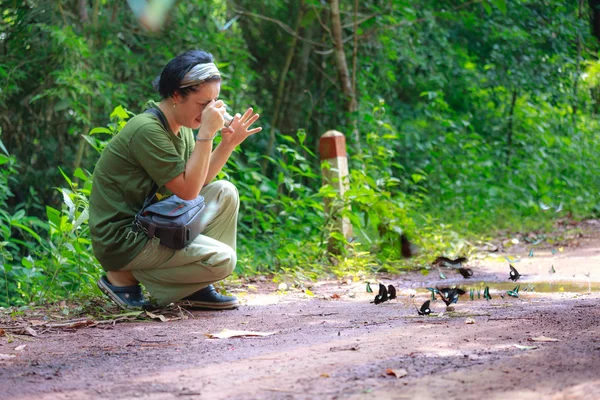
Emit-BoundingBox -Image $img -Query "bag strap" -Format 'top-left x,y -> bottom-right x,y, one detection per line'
140,107 -> 170,209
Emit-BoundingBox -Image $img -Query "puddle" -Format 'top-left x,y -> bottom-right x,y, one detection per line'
417,280 -> 599,294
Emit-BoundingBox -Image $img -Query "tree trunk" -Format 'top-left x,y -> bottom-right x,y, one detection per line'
262,1 -> 305,173
78,0 -> 89,23
505,90 -> 518,167
573,0 -> 585,119
589,0 -> 600,40
329,0 -> 360,151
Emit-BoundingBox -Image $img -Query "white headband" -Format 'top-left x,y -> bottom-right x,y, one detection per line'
180,62 -> 221,88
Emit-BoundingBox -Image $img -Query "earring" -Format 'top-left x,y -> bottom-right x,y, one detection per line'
173,103 -> 176,108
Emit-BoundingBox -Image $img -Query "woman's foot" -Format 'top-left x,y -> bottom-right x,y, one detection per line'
180,284 -> 239,310
97,276 -> 150,309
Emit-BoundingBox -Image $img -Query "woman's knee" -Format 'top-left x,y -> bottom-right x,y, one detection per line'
214,180 -> 239,206
208,244 -> 237,279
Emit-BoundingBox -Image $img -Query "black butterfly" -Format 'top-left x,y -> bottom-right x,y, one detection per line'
458,268 -> 473,279
509,264 -> 520,281
373,284 -> 397,304
387,284 -> 397,300
374,284 -> 388,304
433,256 -> 468,268
437,287 -> 466,306
417,300 -> 431,315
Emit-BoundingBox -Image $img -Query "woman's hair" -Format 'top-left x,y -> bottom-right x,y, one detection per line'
153,50 -> 221,99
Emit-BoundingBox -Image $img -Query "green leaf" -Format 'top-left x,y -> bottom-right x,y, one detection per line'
491,0 -> 507,14
411,174 -> 424,183
89,127 -> 112,135
0,139 -> 9,156
59,189 -> 76,219
482,1 -> 492,14
73,168 -> 89,181
46,206 -> 62,227
11,222 -> 42,244
58,167 -> 73,188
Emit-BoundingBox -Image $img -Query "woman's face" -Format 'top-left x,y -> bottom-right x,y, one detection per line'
174,81 -> 221,130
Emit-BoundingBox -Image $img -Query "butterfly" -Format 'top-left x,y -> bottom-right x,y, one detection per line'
433,256 -> 468,268
507,285 -> 520,298
387,284 -> 397,300
373,284 -> 397,304
509,264 -> 521,281
366,282 -> 373,293
483,286 -> 492,300
458,268 -> 473,279
437,287 -> 466,306
417,300 -> 431,316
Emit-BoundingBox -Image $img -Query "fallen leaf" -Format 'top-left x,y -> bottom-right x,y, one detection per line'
206,329 -> 277,339
0,329 -> 4,336
330,293 -> 341,299
320,373 -> 330,378
305,289 -> 314,297
15,345 -> 26,351
0,354 -> 16,360
247,284 -> 258,291
514,344 -> 538,350
24,327 -> 38,337
465,317 -> 475,324
145,311 -> 172,322
386,368 -> 408,379
529,336 -> 560,342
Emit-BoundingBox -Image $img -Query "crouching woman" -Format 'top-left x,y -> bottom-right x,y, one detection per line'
89,50 -> 261,309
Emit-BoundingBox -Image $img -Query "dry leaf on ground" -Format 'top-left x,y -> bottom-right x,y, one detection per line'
514,344 -> 538,350
206,329 -> 277,339
146,311 -> 174,322
24,327 -> 38,337
0,354 -> 16,360
15,345 -> 26,351
386,368 -> 408,379
0,329 -> 4,336
529,336 -> 560,342
465,317 -> 475,324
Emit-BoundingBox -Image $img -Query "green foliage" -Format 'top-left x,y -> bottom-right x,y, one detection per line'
1,0 -> 600,306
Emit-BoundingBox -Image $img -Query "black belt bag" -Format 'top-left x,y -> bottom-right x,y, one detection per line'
131,107 -> 207,250
134,192 -> 206,250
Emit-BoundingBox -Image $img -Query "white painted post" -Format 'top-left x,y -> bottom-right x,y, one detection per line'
319,130 -> 353,251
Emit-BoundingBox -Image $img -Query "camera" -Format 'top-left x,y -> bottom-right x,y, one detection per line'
223,111 -> 234,127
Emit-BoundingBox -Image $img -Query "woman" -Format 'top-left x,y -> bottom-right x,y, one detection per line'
89,50 -> 261,309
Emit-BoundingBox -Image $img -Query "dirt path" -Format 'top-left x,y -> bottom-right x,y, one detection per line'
1,232 -> 600,400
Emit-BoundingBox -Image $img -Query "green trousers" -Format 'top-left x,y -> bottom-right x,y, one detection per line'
123,180 -> 239,305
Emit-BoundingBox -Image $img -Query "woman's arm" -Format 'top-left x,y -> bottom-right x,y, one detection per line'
164,101 -> 225,199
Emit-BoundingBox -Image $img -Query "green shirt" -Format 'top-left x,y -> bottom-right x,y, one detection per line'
89,101 -> 195,271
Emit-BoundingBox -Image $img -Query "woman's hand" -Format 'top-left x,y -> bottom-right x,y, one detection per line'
198,100 -> 225,139
220,107 -> 262,148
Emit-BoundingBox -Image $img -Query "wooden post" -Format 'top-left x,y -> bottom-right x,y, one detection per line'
319,130 -> 353,252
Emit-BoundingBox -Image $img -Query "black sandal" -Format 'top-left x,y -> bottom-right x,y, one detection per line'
97,276 -> 150,309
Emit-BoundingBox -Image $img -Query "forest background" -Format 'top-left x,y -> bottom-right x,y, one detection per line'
1,0 -> 599,307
